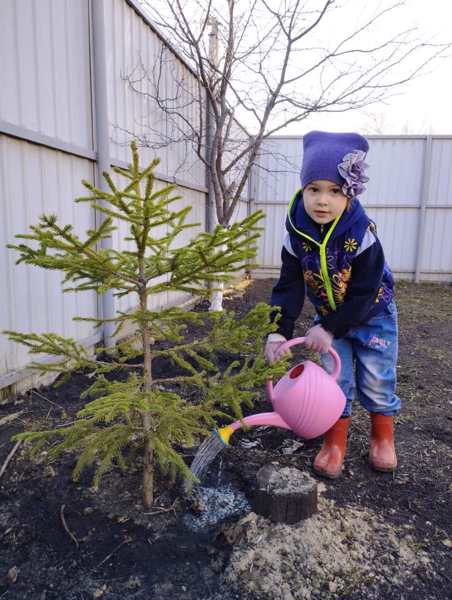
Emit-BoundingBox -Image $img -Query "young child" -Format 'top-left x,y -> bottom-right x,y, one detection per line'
265,130 -> 400,478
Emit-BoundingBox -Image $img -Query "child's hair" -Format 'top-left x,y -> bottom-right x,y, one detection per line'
301,131 -> 370,200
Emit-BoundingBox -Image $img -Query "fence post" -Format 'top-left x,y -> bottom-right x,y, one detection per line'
205,18 -> 219,233
90,0 -> 115,346
205,89 -> 215,233
245,150 -> 255,274
414,135 -> 433,283
246,154 -> 254,221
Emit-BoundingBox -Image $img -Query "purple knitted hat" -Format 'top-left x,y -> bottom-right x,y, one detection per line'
301,130 -> 370,198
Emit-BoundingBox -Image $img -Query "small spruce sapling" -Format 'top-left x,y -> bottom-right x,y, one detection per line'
6,143 -> 285,507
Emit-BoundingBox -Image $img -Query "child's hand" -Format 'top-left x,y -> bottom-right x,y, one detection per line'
303,325 -> 333,354
265,333 -> 291,363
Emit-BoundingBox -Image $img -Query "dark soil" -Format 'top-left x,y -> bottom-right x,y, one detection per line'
1,279 -> 451,599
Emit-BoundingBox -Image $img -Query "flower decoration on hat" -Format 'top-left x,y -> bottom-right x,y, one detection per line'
337,150 -> 369,198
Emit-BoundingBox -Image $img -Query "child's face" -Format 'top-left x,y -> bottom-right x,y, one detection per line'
303,179 -> 348,224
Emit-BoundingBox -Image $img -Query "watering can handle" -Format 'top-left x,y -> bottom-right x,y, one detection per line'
273,336 -> 341,381
266,336 -> 341,401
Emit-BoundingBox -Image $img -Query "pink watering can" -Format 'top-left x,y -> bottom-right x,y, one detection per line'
217,337 -> 346,444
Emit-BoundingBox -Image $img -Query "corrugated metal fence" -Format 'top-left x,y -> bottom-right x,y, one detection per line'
0,0 -> 212,390
250,136 -> 452,283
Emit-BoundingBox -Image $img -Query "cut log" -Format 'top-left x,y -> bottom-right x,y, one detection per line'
253,464 -> 318,524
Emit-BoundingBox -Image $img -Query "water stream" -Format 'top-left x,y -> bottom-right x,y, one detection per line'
190,431 -> 228,481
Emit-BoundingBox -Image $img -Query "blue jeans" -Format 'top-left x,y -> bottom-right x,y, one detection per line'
320,302 -> 401,417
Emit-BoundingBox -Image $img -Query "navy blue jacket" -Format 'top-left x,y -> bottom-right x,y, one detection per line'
271,190 -> 394,339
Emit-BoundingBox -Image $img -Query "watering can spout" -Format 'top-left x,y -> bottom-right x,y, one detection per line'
216,425 -> 235,445
217,412 -> 292,445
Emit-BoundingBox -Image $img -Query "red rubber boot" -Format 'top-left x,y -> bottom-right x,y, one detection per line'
313,417 -> 351,479
369,414 -> 397,472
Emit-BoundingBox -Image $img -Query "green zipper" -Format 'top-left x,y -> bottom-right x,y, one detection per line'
287,190 -> 342,311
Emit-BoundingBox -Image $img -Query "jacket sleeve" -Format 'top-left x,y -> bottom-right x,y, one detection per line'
319,235 -> 385,338
270,246 -> 305,339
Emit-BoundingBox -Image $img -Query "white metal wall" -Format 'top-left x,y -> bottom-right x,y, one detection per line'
0,0 -> 93,151
103,0 -> 209,314
251,136 -> 452,282
422,139 -> 452,279
0,135 -> 98,380
105,0 -> 205,189
0,0 -> 99,388
0,0 -> 210,389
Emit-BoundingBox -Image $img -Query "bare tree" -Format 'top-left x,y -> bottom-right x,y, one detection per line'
126,0 -> 449,306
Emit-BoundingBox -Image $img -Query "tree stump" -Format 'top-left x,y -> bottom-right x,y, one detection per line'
253,464 -> 318,524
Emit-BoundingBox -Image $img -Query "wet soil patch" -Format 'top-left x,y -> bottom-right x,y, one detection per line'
1,279 -> 451,599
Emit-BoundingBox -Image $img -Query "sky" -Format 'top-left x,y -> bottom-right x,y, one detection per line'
297,0 -> 452,136
144,0 -> 452,136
